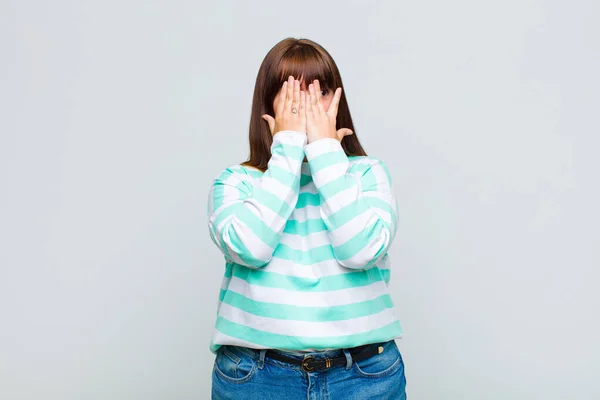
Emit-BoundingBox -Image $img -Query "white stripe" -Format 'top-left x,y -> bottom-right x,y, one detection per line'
243,195 -> 291,231
220,171 -> 246,188
217,302 -> 398,337
215,231 -> 245,266
273,130 -> 308,147
226,276 -> 390,307
299,182 -> 318,194
211,332 -> 334,353
312,162 -> 349,187
338,229 -> 391,267
280,231 -> 330,250
303,137 -> 340,158
262,258 -> 349,277
327,211 -> 374,247
218,215 -> 274,262
261,256 -> 388,277
327,208 -> 392,248
289,205 -> 321,222
220,275 -> 232,291
211,331 -> 263,350
378,254 -> 391,271
369,161 -> 387,191
361,192 -> 396,232
259,175 -> 296,201
320,184 -> 359,214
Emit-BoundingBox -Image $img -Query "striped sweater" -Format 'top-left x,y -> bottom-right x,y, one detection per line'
207,130 -> 402,354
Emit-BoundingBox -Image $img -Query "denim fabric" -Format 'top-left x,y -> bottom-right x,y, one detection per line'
211,339 -> 407,399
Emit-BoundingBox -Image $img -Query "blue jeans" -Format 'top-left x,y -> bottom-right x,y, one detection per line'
211,339 -> 407,399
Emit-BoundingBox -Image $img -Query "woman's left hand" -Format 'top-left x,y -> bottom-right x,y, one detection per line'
306,79 -> 353,143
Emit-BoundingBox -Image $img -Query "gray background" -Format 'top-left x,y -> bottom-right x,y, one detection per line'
1,0 -> 599,399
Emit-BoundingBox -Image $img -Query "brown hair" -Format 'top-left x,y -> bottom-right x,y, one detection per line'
241,37 -> 367,171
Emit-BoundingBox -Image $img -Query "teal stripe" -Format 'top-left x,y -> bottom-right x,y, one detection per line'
213,316 -> 402,351
284,219 -> 327,235
211,203 -> 241,229
333,222 -> 386,261
271,142 -> 305,161
253,187 -> 294,219
300,174 -> 313,186
210,178 -> 252,227
220,225 -> 268,267
213,206 -> 279,249
296,192 -> 320,208
235,208 -> 280,248
223,262 -> 389,283
307,149 -> 347,173
273,243 -> 335,264
211,175 -> 249,212
209,223 -> 236,263
364,196 -> 396,233
220,290 -> 394,321
318,175 -> 357,200
361,164 -> 378,190
363,254 -> 384,271
212,182 -> 227,211
241,166 -> 264,178
215,167 -> 241,183
230,265 -> 389,291
265,164 -> 299,188
382,265 -> 391,284
325,199 -> 370,230
348,161 -> 371,176
363,197 -> 394,217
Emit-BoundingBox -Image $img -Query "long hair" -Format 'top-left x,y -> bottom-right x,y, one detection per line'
242,38 -> 367,171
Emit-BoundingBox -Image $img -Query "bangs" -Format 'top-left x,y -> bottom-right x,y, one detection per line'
276,44 -> 337,90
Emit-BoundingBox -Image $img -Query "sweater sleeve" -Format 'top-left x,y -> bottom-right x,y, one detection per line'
207,131 -> 307,268
304,138 -> 399,270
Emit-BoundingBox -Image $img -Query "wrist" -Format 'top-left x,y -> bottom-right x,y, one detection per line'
307,131 -> 337,144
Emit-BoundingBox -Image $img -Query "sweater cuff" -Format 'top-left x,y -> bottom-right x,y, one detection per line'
272,130 -> 308,148
304,138 -> 344,160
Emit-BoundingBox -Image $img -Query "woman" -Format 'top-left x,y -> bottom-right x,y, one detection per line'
207,37 -> 407,399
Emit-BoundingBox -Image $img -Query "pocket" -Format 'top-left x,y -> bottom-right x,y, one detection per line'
352,340 -> 404,378
213,345 -> 257,384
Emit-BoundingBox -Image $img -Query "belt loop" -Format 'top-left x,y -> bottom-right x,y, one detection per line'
258,349 -> 266,369
342,348 -> 353,370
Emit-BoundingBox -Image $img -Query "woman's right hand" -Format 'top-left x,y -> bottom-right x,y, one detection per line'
262,75 -> 306,136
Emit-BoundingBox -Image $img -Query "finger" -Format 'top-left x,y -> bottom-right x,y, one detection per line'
286,75 -> 295,105
299,90 -> 306,116
293,79 -> 300,111
328,87 -> 343,117
336,128 -> 353,141
308,83 -> 319,114
276,81 -> 287,115
313,79 -> 321,102
314,80 -> 325,113
262,114 -> 275,134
